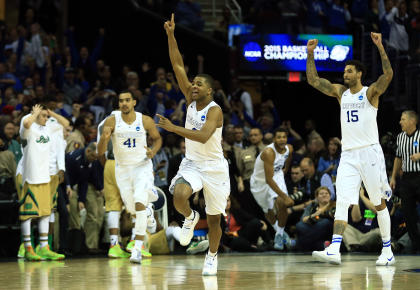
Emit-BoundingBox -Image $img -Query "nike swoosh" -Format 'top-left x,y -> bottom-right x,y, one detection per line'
387,256 -> 394,261
326,252 -> 336,256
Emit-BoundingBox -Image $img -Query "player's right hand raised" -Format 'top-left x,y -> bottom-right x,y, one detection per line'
307,39 -> 318,54
103,126 -> 112,139
164,13 -> 175,35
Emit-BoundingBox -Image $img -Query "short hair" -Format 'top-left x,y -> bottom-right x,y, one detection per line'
74,116 -> 88,129
315,186 -> 331,198
196,73 -> 215,91
233,125 -> 243,130
274,127 -> 289,136
345,60 -> 366,80
250,127 -> 262,134
301,157 -> 314,167
119,90 -> 134,99
402,110 -> 419,124
291,164 -> 301,170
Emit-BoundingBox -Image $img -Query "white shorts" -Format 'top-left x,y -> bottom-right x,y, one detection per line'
115,160 -> 158,214
250,173 -> 288,213
336,144 -> 392,206
169,158 -> 230,216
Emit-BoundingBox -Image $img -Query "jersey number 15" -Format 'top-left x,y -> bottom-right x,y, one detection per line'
346,110 -> 359,123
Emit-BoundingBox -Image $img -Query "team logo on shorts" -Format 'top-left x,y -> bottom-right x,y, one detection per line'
136,126 -> 140,131
201,115 -> 206,121
358,95 -> 363,100
384,190 -> 392,199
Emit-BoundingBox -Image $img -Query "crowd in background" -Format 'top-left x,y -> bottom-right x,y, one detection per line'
0,1 -> 418,256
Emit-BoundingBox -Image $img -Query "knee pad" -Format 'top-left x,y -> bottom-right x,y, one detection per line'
134,210 -> 147,236
107,211 -> 121,229
334,202 -> 350,222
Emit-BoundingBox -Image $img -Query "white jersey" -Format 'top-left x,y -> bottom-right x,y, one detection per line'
19,114 -> 60,184
47,117 -> 65,175
252,143 -> 289,182
340,86 -> 379,151
185,101 -> 223,161
111,111 -> 148,166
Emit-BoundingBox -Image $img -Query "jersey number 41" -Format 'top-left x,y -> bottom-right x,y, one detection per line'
123,138 -> 136,148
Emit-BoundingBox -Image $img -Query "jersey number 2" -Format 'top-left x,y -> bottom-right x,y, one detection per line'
123,138 -> 136,148
346,110 -> 359,122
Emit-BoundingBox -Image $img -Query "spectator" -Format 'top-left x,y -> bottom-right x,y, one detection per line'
365,0 -> 381,33
229,77 -> 254,119
65,143 -> 104,254
0,136 -> 17,197
296,186 -> 335,251
386,0 -> 410,52
233,125 -> 250,149
350,0 -> 369,23
175,0 -> 205,32
317,137 -> 341,179
286,165 -> 313,225
300,157 -> 335,200
66,115 -> 90,153
305,0 -> 327,34
221,197 -> 272,252
291,139 -> 307,166
342,187 -> 382,252
1,121 -> 22,164
280,120 -> 302,145
327,0 -> 351,34
62,67 -> 84,105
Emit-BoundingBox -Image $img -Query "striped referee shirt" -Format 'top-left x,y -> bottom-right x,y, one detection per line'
395,129 -> 420,172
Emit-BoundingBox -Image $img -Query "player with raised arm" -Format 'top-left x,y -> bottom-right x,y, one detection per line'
157,13 -> 230,276
98,91 -> 162,264
306,33 -> 395,266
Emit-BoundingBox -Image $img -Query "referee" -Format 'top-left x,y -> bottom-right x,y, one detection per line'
390,110 -> 420,253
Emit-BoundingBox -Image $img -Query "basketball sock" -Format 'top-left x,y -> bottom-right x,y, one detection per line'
22,219 -> 31,248
39,236 -> 48,248
274,221 -> 284,236
38,216 -> 49,248
110,235 -> 118,246
134,240 -> 143,250
208,250 -> 217,257
134,210 -> 147,246
329,234 -> 342,253
377,208 -> 392,253
131,217 -> 136,240
186,210 -> 195,220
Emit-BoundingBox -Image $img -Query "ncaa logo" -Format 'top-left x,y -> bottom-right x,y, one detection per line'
414,141 -> 419,147
136,126 -> 140,131
358,95 -> 363,100
201,115 -> 206,121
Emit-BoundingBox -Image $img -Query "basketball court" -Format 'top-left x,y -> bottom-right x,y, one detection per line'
2,253 -> 419,289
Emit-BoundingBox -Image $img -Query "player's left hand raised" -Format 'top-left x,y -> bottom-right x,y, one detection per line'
156,114 -> 175,132
370,32 -> 382,47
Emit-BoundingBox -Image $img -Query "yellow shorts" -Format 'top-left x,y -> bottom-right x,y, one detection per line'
15,174 -> 23,195
19,182 -> 51,221
50,175 -> 60,210
104,159 -> 123,212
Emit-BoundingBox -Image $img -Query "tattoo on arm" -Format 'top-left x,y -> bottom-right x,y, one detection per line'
306,53 -> 337,97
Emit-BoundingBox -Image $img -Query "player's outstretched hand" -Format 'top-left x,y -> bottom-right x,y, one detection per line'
144,146 -> 155,159
164,13 -> 175,35
156,114 -> 174,132
306,39 -> 318,54
370,32 -> 382,47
